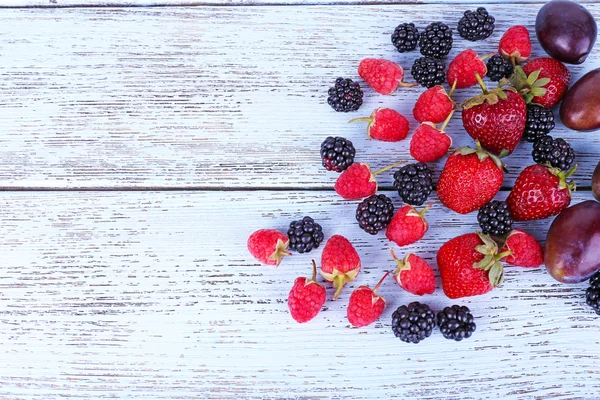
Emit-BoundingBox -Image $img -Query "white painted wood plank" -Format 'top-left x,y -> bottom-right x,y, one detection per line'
0,6 -> 597,189
0,190 -> 599,398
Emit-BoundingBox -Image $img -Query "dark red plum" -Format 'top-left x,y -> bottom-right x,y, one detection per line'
593,161 -> 600,201
536,0 -> 597,64
545,200 -> 600,283
560,68 -> 600,131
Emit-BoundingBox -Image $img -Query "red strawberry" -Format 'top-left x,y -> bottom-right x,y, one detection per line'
335,161 -> 403,200
320,234 -> 361,299
390,249 -> 435,296
462,75 -> 526,156
358,58 -> 417,95
437,142 -> 504,214
247,229 -> 291,266
349,108 -> 410,142
347,271 -> 389,327
500,229 -> 543,268
288,260 -> 327,323
410,111 -> 453,162
386,204 -> 430,247
447,49 -> 488,89
517,58 -> 570,108
413,85 -> 455,124
438,232 -> 505,299
498,25 -> 531,63
506,164 -> 576,221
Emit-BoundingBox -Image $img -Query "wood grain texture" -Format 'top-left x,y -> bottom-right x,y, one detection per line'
0,190 -> 599,399
0,5 -> 597,189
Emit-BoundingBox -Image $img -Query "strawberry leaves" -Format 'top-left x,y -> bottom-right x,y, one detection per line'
509,66 -> 550,104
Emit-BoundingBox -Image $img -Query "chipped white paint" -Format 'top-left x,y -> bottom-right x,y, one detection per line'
0,2 -> 599,399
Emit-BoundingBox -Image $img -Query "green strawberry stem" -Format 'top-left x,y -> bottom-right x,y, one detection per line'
348,117 -> 372,124
311,260 -> 318,282
372,161 -> 406,177
439,110 -> 454,132
555,164 -> 578,191
496,250 -> 513,259
373,271 -> 390,294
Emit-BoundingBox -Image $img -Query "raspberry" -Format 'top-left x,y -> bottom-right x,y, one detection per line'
412,85 -> 455,124
327,77 -> 363,112
349,108 -> 410,142
358,58 -> 415,95
386,204 -> 430,247
500,228 -> 544,268
409,120 -> 452,163
391,23 -> 419,53
247,229 -> 291,266
391,250 -> 435,296
320,235 -> 361,299
288,261 -> 326,323
499,25 -> 531,63
347,272 -> 389,327
446,49 -> 487,89
419,22 -> 453,59
335,162 -> 402,200
411,57 -> 446,88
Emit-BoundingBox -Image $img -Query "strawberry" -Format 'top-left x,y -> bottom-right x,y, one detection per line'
347,271 -> 389,327
446,49 -> 488,89
506,164 -> 576,221
437,142 -> 504,214
462,74 -> 526,156
349,108 -> 410,142
358,58 -> 416,95
409,111 -> 453,162
509,58 -> 570,108
288,260 -> 327,323
320,234 -> 361,299
334,161 -> 403,200
390,249 -> 435,296
438,232 -> 505,299
500,229 -> 543,268
247,229 -> 291,266
413,85 -> 455,124
386,204 -> 430,247
498,25 -> 531,63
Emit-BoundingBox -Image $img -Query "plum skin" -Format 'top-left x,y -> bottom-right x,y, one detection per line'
593,161 -> 600,202
545,200 -> 600,283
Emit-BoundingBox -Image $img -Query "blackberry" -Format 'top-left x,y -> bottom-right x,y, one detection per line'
437,305 -> 476,341
457,7 -> 495,41
391,23 -> 419,53
391,302 -> 435,344
393,162 -> 433,206
411,57 -> 446,88
320,136 -> 355,172
524,104 -> 555,142
419,22 -> 453,59
486,54 -> 514,82
477,200 -> 513,236
532,136 -> 575,171
287,216 -> 324,254
586,270 -> 600,315
327,77 -> 363,112
356,194 -> 395,235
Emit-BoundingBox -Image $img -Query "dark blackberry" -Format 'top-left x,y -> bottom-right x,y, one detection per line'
356,194 -> 395,235
437,305 -> 476,341
391,23 -> 419,53
477,200 -> 513,236
287,216 -> 324,254
524,104 -> 555,143
391,302 -> 435,344
320,136 -> 355,172
393,162 -> 433,206
327,77 -> 363,112
419,22 -> 453,59
486,54 -> 514,82
457,7 -> 495,41
532,136 -> 575,171
411,57 -> 446,88
586,270 -> 600,315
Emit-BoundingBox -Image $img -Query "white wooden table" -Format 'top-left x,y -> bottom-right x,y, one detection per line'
1,1 -> 599,398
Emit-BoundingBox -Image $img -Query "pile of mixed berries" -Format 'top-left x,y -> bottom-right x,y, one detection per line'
248,6 -> 596,342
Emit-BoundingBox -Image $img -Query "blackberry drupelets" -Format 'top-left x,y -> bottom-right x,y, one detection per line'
419,22 -> 453,58
411,57 -> 446,88
287,216 -> 324,254
532,136 -> 575,171
486,54 -> 514,82
524,104 -> 555,142
457,7 -> 495,41
437,305 -> 476,341
355,194 -> 395,235
477,200 -> 513,236
391,302 -> 436,344
327,77 -> 363,112
392,23 -> 419,53
393,162 -> 433,206
586,270 -> 600,315
320,136 -> 356,172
